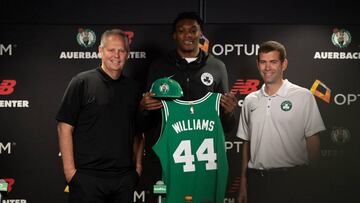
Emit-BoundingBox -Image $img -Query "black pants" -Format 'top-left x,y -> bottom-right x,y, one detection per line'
68,170 -> 139,203
247,166 -> 318,203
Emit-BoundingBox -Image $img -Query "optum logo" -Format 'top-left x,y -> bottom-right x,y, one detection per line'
310,80 -> 360,106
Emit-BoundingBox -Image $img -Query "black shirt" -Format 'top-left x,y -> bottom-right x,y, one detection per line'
146,49 -> 229,101
145,50 -> 235,132
143,49 -> 236,152
56,67 -> 141,176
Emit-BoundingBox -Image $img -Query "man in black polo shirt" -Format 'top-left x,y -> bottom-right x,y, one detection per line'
56,29 -> 143,203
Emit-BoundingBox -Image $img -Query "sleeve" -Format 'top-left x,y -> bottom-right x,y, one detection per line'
55,76 -> 84,126
303,91 -> 326,137
215,59 -> 229,93
139,60 -> 163,133
214,58 -> 236,132
134,81 -> 145,134
236,96 -> 250,141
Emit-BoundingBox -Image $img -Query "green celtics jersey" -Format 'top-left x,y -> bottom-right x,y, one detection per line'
153,92 -> 229,203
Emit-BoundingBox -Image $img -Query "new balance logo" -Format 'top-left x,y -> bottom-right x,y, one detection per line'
124,31 -> 134,44
0,80 -> 16,95
231,79 -> 260,95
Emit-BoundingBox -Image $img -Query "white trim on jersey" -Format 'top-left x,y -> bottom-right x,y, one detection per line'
216,94 -> 221,116
161,100 -> 169,122
173,92 -> 212,105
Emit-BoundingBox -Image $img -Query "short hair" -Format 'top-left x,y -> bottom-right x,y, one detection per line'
257,41 -> 286,62
99,29 -> 130,52
172,12 -> 204,33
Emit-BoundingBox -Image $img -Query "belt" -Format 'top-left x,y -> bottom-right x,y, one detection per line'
248,166 -> 305,176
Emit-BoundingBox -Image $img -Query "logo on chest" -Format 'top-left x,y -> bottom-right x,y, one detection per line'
201,72 -> 214,86
280,100 -> 292,111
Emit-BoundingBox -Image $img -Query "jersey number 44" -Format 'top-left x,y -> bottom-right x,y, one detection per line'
172,138 -> 217,172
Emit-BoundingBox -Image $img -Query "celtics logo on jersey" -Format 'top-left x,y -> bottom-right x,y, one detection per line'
280,100 -> 292,111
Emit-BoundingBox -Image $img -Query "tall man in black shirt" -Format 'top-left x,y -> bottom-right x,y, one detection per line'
141,11 -> 237,148
56,29 -> 143,203
142,12 -> 237,116
139,12 -> 237,202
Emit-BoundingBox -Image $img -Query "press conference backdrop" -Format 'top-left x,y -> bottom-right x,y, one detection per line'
1,24 -> 359,203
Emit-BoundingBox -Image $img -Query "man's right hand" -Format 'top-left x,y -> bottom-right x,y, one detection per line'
238,177 -> 248,203
139,92 -> 163,111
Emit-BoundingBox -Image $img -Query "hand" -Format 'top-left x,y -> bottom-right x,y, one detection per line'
139,92 -> 163,111
136,164 -> 142,176
64,168 -> 77,183
238,177 -> 248,203
220,92 -> 237,115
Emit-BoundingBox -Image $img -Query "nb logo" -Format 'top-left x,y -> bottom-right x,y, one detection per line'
231,79 -> 260,95
124,31 -> 135,44
0,80 -> 16,95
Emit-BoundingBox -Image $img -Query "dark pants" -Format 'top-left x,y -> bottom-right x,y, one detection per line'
68,170 -> 139,203
247,166 -> 318,203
